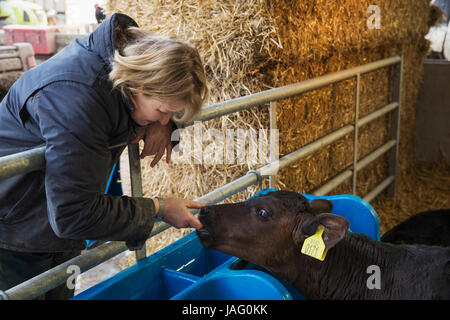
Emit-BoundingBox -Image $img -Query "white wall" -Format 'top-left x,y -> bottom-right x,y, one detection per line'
25,0 -> 107,26
65,0 -> 107,25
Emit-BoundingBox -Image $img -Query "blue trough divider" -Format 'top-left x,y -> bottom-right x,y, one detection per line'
72,188 -> 380,300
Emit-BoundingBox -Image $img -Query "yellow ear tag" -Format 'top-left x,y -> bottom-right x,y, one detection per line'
301,225 -> 328,261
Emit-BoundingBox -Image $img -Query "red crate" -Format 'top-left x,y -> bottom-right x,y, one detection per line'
2,25 -> 56,55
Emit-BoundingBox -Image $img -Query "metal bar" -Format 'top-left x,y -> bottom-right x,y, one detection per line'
356,140 -> 396,170
127,144 -> 143,198
312,139 -> 397,196
313,170 -> 353,197
185,56 -> 401,125
357,102 -> 398,128
352,74 -> 361,195
364,176 -> 395,203
127,143 -> 147,261
260,125 -> 355,177
386,55 -> 403,197
0,146 -> 45,181
269,101 -> 278,189
0,142 -> 129,181
4,241 -> 128,300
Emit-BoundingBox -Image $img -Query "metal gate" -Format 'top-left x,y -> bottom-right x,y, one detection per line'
0,55 -> 403,300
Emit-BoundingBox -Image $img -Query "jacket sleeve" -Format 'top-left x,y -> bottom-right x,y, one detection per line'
33,81 -> 156,249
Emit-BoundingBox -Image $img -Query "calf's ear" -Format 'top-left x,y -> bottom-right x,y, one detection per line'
293,213 -> 349,250
309,199 -> 333,214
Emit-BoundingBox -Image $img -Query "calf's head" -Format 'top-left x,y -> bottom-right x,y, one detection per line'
196,190 -> 349,270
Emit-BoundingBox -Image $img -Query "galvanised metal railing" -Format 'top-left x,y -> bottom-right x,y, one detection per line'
0,55 -> 403,300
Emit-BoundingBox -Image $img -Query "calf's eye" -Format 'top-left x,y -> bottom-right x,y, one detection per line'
258,209 -> 271,220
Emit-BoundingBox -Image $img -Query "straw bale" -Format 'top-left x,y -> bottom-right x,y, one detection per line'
104,1 -> 446,265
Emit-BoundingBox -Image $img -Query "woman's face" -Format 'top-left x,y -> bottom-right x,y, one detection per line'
131,93 -> 185,126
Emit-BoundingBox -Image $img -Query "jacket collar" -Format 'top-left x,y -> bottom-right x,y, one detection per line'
81,13 -> 139,68
78,13 -> 139,115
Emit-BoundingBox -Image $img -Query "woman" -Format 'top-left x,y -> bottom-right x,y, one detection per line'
0,13 -> 208,299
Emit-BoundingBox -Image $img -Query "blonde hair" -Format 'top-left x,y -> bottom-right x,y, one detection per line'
109,27 -> 208,123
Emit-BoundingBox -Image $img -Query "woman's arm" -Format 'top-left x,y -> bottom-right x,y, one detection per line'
35,82 -> 157,248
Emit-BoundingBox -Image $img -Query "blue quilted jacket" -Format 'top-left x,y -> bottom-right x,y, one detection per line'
0,13 -> 158,252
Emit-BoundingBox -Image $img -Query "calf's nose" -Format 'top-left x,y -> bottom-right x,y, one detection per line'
198,206 -> 214,225
199,206 -> 214,216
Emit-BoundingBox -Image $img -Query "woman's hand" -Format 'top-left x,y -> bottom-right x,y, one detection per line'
156,198 -> 204,229
130,122 -> 174,167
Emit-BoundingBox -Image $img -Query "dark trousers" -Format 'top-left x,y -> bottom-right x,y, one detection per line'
0,248 -> 81,300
